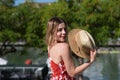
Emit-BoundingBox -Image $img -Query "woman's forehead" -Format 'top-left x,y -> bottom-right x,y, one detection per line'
58,23 -> 66,28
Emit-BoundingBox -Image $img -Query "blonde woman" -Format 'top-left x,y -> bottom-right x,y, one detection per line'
46,17 -> 96,80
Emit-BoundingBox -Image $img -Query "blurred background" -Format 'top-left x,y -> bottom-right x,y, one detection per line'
0,0 -> 120,80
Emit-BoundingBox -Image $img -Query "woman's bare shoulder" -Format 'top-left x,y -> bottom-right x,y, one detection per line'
56,42 -> 69,49
50,43 -> 69,54
50,42 -> 69,52
55,43 -> 70,56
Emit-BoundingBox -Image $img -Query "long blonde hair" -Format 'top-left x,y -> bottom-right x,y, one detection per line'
46,17 -> 67,46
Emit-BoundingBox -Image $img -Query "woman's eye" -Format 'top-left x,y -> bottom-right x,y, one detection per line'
57,28 -> 62,32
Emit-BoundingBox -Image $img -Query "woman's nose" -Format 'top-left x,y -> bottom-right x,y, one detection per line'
62,29 -> 66,34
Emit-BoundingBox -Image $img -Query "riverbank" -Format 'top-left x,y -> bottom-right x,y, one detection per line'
97,50 -> 120,54
97,47 -> 120,54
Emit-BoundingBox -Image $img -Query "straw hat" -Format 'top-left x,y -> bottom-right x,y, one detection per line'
68,29 -> 96,59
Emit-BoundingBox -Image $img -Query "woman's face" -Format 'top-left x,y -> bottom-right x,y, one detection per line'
55,23 -> 67,43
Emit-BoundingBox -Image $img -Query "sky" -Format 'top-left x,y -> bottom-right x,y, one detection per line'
15,0 -> 56,6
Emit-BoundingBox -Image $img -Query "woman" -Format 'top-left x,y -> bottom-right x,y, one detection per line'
45,17 -> 96,80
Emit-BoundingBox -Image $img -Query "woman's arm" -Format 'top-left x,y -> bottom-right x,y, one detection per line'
60,43 -> 96,77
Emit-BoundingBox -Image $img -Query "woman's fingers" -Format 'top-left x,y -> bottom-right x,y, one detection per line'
90,50 -> 97,63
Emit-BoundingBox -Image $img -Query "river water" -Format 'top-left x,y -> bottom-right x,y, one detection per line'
1,47 -> 120,80
83,53 -> 120,80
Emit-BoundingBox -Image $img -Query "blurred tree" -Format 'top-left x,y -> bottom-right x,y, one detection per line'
66,0 -> 120,46
0,0 -> 119,50
0,0 -> 14,7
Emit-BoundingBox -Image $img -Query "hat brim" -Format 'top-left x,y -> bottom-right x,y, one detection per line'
68,29 -> 96,59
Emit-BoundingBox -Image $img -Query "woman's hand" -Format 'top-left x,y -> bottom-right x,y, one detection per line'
89,50 -> 97,63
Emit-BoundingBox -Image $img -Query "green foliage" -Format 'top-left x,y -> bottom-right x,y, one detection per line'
40,1 -> 71,34
68,0 -> 120,46
0,0 -> 14,8
0,0 -> 119,50
0,29 -> 20,41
